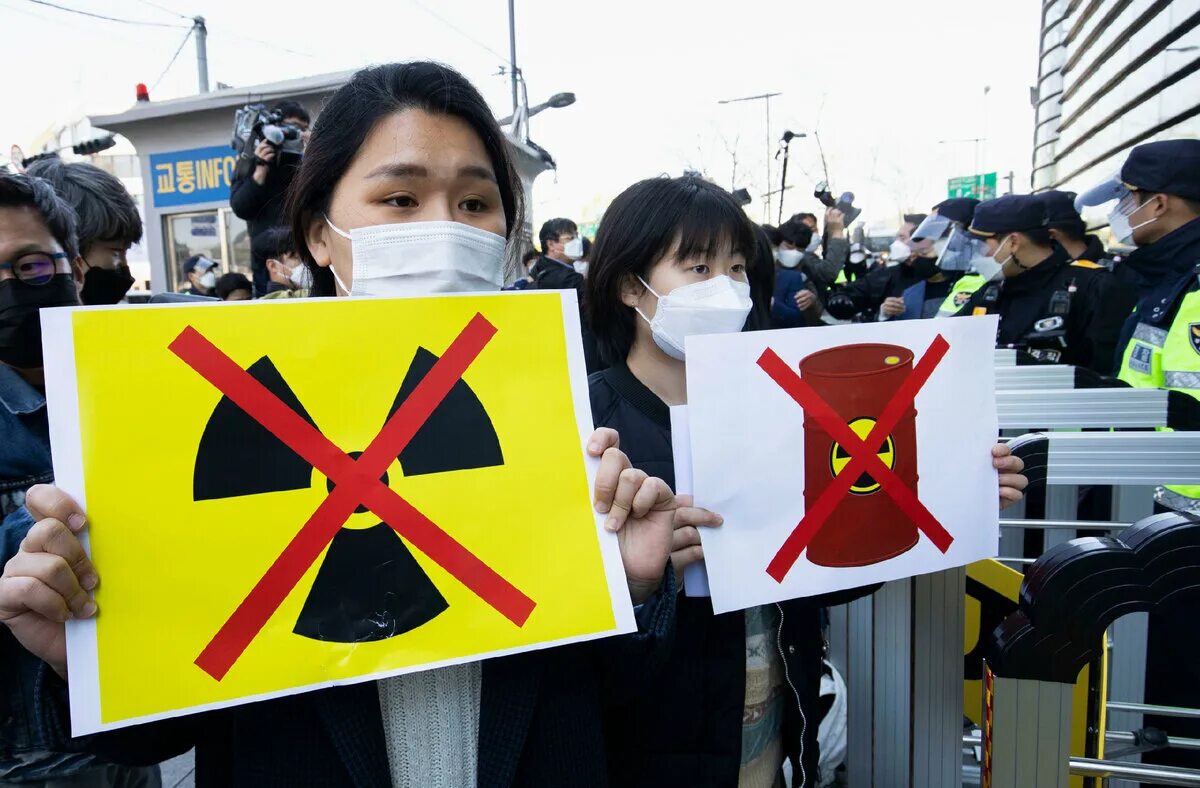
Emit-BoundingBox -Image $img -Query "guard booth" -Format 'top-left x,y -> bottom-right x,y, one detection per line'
88,71 -> 555,294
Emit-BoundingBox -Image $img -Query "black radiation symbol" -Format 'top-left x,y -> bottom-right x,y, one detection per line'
828,417 -> 895,495
192,348 -> 503,643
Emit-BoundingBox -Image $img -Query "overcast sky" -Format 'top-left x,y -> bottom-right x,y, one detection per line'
1,0 -> 1041,233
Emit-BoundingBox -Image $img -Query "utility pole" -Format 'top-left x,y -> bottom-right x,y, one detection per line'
194,16 -> 209,93
507,0 -> 519,116
1004,170 -> 1015,195
718,92 -> 782,222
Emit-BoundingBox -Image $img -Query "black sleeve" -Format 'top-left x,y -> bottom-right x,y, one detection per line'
35,664 -> 200,767
228,171 -> 270,222
1086,271 -> 1137,376
803,582 -> 883,608
593,564 -> 677,707
826,264 -> 891,319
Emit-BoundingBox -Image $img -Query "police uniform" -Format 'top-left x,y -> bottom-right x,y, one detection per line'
919,197 -> 986,317
954,194 -> 1120,373
1092,138 -> 1200,777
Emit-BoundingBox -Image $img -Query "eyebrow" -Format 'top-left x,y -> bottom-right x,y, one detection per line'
0,243 -> 52,261
364,162 -> 497,183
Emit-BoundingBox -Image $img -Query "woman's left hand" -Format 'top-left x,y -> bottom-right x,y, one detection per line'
588,428 -> 676,605
993,442 -> 1027,510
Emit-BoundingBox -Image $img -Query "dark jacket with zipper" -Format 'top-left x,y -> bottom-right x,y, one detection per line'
32,570 -> 675,787
589,363 -> 877,788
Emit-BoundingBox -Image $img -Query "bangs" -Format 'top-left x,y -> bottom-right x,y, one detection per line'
659,182 -> 757,266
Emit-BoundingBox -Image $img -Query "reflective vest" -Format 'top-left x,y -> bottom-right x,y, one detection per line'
1158,288 -> 1200,502
936,273 -> 987,317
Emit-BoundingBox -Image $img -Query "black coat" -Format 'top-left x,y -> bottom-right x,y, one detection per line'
228,162 -> 298,242
37,577 -> 675,787
953,246 -> 1127,374
589,363 -> 876,788
825,259 -> 924,320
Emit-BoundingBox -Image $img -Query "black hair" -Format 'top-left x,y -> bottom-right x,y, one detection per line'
287,62 -> 525,297
585,176 -> 758,366
580,236 -> 592,259
794,212 -> 818,226
521,248 -> 540,267
272,100 -> 311,125
1017,227 -> 1054,247
25,157 -> 142,256
252,226 -> 297,263
215,272 -> 253,299
539,217 -> 578,251
778,217 -> 814,249
902,213 -> 927,229
1047,218 -> 1087,243
760,223 -> 782,247
745,224 -> 776,331
0,171 -> 80,259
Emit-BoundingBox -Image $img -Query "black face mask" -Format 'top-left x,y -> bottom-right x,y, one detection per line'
0,275 -> 80,369
911,256 -> 940,280
81,264 -> 135,305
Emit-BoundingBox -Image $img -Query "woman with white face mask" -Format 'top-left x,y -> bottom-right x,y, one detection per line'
584,177 -> 1028,788
1,62 -> 677,788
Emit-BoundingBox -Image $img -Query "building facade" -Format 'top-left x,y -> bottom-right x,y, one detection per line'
90,71 -> 554,294
1032,0 -> 1200,222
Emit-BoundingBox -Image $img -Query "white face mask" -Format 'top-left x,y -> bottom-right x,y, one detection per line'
199,270 -> 217,289
1108,196 -> 1157,245
563,237 -> 584,260
888,239 -> 911,264
324,218 -> 505,297
805,234 -> 821,253
289,264 -> 312,289
636,274 -> 753,360
776,248 -> 803,268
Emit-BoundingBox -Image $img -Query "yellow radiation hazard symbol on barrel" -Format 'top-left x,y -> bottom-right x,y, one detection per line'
829,417 -> 896,495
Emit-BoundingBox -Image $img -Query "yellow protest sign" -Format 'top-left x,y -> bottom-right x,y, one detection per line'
965,559 -> 1106,786
44,292 -> 632,734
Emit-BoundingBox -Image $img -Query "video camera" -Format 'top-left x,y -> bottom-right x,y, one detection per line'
231,104 -> 304,172
813,181 -> 863,226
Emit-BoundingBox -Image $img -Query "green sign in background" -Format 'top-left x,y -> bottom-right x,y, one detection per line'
947,172 -> 997,200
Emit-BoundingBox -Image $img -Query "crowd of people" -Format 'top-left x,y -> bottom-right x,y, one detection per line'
1,57 -> 1198,787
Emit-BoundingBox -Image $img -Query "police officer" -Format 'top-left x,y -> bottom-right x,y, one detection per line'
953,194 -> 1122,373
901,197 -> 985,317
1031,189 -> 1113,266
1076,138 -> 1200,778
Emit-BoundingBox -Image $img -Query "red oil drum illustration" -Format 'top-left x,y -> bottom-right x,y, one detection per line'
799,343 -> 920,567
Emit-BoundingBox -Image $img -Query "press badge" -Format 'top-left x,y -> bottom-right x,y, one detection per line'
1129,342 -> 1154,375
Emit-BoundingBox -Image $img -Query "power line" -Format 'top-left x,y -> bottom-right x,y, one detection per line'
209,25 -> 316,59
25,0 -> 188,27
151,26 -> 194,91
402,0 -> 508,63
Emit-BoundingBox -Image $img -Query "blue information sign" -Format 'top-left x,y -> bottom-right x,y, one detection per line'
149,145 -> 239,208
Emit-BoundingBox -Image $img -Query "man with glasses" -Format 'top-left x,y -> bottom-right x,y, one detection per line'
0,172 -> 160,785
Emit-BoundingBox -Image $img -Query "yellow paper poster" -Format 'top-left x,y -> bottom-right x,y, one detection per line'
42,291 -> 633,734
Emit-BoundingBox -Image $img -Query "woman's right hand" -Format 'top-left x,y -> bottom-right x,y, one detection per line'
0,485 -> 98,679
668,494 -> 722,584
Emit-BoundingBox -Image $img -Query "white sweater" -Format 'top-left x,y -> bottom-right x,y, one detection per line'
377,662 -> 482,787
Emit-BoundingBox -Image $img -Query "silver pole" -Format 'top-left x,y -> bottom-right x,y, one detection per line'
1070,757 -> 1200,786
1109,702 -> 1200,720
193,16 -> 209,93
507,0 -> 518,116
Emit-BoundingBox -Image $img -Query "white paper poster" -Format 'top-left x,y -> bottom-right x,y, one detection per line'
684,317 -> 1000,614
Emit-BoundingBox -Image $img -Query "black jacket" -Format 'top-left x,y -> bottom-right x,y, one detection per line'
954,246 -> 1125,373
589,363 -> 876,788
36,575 -> 675,787
531,256 -> 584,297
825,259 -> 925,320
228,161 -> 298,242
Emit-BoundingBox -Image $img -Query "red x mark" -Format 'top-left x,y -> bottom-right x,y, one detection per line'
169,313 -> 536,681
757,335 -> 955,582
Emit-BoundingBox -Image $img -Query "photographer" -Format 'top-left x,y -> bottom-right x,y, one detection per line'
229,100 -> 310,297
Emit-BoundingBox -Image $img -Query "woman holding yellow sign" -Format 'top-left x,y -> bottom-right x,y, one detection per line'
0,62 -> 677,788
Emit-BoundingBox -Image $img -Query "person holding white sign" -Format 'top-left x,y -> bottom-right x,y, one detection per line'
584,175 -> 1028,788
0,62 -> 679,788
